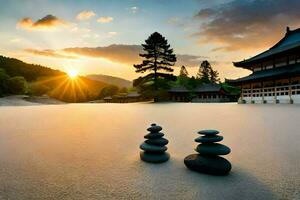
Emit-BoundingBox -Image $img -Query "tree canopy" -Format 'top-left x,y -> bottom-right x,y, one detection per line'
179,66 -> 189,77
133,32 -> 176,100
196,60 -> 220,84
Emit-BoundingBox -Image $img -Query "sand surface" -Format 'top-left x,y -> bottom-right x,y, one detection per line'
0,103 -> 299,199
0,95 -> 64,106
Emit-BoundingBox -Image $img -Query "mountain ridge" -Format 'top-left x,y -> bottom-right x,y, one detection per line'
86,74 -> 132,88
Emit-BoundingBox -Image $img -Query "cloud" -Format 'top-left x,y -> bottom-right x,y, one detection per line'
76,10 -> 96,20
193,0 -> 300,51
25,44 -> 205,67
63,45 -> 204,66
10,38 -> 22,43
176,54 -> 205,67
130,6 -> 139,13
17,15 -> 67,31
108,32 -> 118,37
25,49 -> 77,59
97,16 -> 114,23
195,8 -> 214,19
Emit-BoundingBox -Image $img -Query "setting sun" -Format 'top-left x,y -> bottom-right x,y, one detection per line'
67,69 -> 78,79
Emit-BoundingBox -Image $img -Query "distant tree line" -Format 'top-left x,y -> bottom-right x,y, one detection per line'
0,55 -> 110,102
98,85 -> 128,99
0,56 -> 63,81
0,68 -> 28,96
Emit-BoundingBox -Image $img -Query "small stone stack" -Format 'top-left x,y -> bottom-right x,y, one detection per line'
140,124 -> 170,163
184,130 -> 231,175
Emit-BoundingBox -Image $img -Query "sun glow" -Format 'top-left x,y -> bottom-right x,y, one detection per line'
67,69 -> 79,79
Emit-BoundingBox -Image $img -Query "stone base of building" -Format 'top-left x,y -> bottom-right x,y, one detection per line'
239,95 -> 300,104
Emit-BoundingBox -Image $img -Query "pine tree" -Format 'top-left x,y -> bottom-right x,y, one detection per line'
197,60 -> 211,83
210,68 -> 220,83
133,32 -> 176,100
196,60 -> 220,84
179,65 -> 189,77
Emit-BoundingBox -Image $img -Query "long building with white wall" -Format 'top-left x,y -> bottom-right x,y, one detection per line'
228,27 -> 300,104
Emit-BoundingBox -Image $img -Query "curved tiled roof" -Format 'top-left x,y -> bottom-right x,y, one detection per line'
169,85 -> 189,92
228,63 -> 300,83
194,83 -> 221,92
234,27 -> 300,67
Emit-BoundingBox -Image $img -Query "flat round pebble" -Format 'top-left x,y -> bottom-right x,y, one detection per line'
195,135 -> 223,143
147,125 -> 162,133
140,152 -> 170,163
195,143 -> 231,155
198,130 -> 220,135
184,154 -> 231,175
144,132 -> 164,139
145,138 -> 169,146
140,142 -> 167,153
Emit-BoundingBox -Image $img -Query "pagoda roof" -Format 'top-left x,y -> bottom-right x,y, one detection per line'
169,85 -> 189,93
194,83 -> 222,92
126,92 -> 140,97
228,63 -> 300,84
234,27 -> 300,68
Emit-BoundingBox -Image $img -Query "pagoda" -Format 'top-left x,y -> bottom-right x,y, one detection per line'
228,27 -> 300,104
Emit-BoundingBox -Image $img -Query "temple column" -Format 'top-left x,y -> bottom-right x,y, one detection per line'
289,78 -> 293,104
241,84 -> 244,102
261,82 -> 265,103
274,80 -> 278,104
250,83 -> 253,103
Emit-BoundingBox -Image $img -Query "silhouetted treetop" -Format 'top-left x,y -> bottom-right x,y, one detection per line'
197,60 -> 220,84
133,32 -> 177,101
179,65 -> 189,77
134,32 -> 176,74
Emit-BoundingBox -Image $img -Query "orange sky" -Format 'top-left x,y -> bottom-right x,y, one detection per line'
1,0 -> 299,81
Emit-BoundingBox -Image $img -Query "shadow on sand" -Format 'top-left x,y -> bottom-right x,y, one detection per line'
131,158 -> 276,200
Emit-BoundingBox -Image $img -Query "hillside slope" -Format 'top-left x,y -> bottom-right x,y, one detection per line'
0,55 -> 63,81
86,74 -> 132,88
0,55 -> 108,102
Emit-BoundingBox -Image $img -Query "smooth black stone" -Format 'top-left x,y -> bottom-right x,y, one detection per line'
144,132 -> 164,139
195,143 -> 231,155
145,138 -> 169,146
140,152 -> 170,163
198,130 -> 219,135
184,154 -> 231,175
147,124 -> 162,133
140,142 -> 167,153
195,135 -> 223,143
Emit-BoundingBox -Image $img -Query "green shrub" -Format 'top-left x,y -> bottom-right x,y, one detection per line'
99,85 -> 119,99
0,68 -> 10,94
29,83 -> 50,96
6,76 -> 28,94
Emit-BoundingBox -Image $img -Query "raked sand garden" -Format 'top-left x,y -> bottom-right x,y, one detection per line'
0,103 -> 299,199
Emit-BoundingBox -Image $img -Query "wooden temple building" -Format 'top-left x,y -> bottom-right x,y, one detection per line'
103,92 -> 142,103
169,84 -> 236,102
228,27 -> 300,104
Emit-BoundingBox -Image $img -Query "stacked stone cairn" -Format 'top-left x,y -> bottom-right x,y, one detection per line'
184,130 -> 231,175
140,124 -> 170,163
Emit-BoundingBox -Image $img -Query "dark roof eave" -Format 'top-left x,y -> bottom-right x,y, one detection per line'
228,63 -> 300,84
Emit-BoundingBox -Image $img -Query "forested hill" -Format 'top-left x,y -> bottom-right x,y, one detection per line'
0,55 -> 109,102
0,55 -> 64,81
86,74 -> 132,88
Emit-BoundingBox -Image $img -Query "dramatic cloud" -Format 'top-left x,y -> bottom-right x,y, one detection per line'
97,16 -> 114,23
26,44 -> 204,67
194,0 -> 300,51
76,10 -> 96,20
17,15 -> 67,31
25,49 -> 76,59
